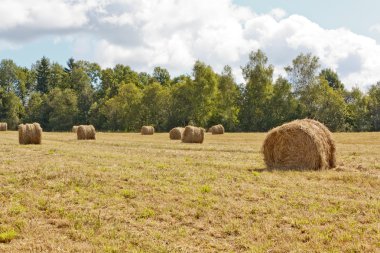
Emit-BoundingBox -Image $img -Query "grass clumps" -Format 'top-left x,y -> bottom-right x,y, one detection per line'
139,208 -> 155,219
121,189 -> 136,199
0,230 -> 17,243
200,185 -> 211,193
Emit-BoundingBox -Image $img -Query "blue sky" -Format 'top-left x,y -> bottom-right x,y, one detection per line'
1,0 -> 380,89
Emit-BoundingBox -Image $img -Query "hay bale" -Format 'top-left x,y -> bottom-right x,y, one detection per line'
303,119 -> 336,168
169,127 -> 184,140
262,119 -> 336,170
0,122 -> 7,131
18,123 -> 42,145
210,124 -> 224,135
182,126 -> 205,143
77,125 -> 96,140
72,126 -> 79,133
141,126 -> 154,135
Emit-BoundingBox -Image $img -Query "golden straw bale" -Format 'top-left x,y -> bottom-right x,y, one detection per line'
77,125 -> 96,140
18,123 -> 42,145
210,124 -> 224,135
141,126 -> 154,135
0,122 -> 7,131
72,126 -> 79,133
182,126 -> 205,143
169,127 -> 184,140
262,119 -> 336,170
302,119 -> 336,168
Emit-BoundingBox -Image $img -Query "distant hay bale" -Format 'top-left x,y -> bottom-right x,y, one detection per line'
262,119 -> 336,170
0,122 -> 7,131
72,126 -> 79,133
182,126 -> 205,143
169,127 -> 184,140
141,126 -> 154,135
77,125 -> 96,140
18,123 -> 42,145
210,124 -> 224,135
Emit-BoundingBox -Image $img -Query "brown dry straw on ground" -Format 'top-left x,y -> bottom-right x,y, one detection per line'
262,119 -> 336,170
211,124 -> 224,135
169,127 -> 184,140
0,122 -> 7,131
18,123 -> 42,145
141,126 -> 154,135
182,126 -> 205,143
77,125 -> 96,140
72,126 -> 79,133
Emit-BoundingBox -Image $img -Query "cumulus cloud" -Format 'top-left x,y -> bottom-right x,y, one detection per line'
370,24 -> 380,33
269,8 -> 287,20
1,0 -> 380,88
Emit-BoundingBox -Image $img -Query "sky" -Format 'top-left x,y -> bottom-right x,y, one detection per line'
1,0 -> 380,90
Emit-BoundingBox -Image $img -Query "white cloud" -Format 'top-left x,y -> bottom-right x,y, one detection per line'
269,8 -> 287,20
1,0 -> 380,88
370,24 -> 380,33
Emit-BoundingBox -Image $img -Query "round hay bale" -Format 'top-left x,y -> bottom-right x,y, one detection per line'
0,122 -> 7,131
182,126 -> 205,143
211,124 -> 224,135
262,119 -> 336,170
18,123 -> 42,145
169,127 -> 184,140
303,119 -> 336,168
77,125 -> 96,140
72,126 -> 79,133
141,126 -> 154,135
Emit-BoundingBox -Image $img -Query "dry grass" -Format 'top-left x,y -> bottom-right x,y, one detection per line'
0,131 -> 379,252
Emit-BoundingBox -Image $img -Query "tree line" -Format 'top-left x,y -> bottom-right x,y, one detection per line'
0,50 -> 379,132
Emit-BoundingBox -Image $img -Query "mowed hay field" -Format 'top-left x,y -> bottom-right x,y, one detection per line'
0,132 -> 379,252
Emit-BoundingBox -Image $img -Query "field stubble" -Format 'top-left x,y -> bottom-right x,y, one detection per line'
0,132 -> 379,252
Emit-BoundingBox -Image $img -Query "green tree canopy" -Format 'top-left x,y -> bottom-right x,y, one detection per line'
240,50 -> 274,131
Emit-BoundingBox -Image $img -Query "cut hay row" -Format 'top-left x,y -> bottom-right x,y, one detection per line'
262,119 -> 336,170
210,124 -> 224,135
18,123 -> 42,145
72,125 -> 79,133
141,126 -> 154,135
0,122 -> 7,131
77,125 -> 96,140
169,127 -> 184,140
182,126 -> 204,143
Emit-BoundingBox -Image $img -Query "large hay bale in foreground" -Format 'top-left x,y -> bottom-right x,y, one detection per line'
18,123 -> 42,145
182,126 -> 205,143
262,119 -> 336,170
210,124 -> 224,135
0,122 -> 7,131
72,126 -> 79,133
169,127 -> 184,140
77,125 -> 96,140
141,126 -> 154,135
